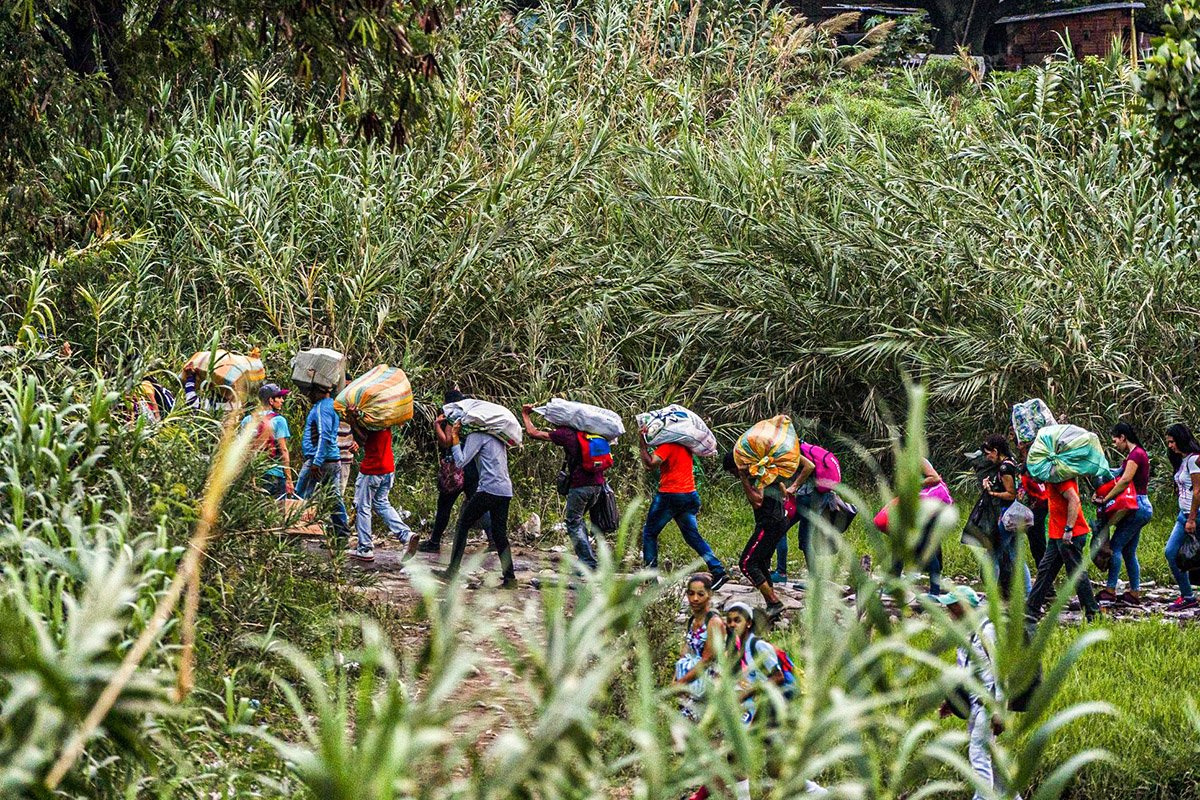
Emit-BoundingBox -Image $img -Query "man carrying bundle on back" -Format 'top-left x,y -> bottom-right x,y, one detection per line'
346,419 -> 419,563
637,404 -> 728,590
333,365 -> 419,563
294,384 -> 351,539
522,402 -> 618,573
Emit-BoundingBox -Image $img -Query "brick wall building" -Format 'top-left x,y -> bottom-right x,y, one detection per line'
995,2 -> 1144,68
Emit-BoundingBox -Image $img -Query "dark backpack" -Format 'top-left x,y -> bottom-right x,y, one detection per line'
589,482 -> 619,533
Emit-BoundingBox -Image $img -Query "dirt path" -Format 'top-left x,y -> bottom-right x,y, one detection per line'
307,533 -> 1197,756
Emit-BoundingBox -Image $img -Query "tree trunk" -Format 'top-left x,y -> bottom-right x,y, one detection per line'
921,0 -> 1001,54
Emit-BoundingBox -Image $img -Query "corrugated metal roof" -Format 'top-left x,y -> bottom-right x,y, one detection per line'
995,3 -> 1144,25
821,4 -> 923,15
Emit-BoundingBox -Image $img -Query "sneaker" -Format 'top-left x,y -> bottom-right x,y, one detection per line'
500,577 -> 519,590
417,540 -> 441,554
1096,588 -> 1118,605
766,601 -> 785,621
769,571 -> 788,585
1166,596 -> 1199,613
348,547 -> 375,562
1119,591 -> 1143,606
432,568 -> 452,582
710,572 -> 730,591
402,535 -> 421,562
790,580 -> 807,591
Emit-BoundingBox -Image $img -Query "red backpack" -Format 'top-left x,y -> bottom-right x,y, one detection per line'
577,432 -> 613,472
256,410 -> 282,459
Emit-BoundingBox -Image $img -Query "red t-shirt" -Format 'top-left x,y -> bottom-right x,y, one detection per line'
359,428 -> 394,475
655,443 -> 695,494
1046,479 -> 1089,540
1124,446 -> 1150,495
1021,473 -> 1048,503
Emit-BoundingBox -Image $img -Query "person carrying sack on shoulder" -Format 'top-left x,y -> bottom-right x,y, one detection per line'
239,383 -> 293,499
294,385 -> 350,538
522,403 -> 607,572
723,450 -> 815,621
346,416 -> 420,563
640,434 -> 729,589
936,586 -> 1025,800
1025,478 -> 1101,623
432,413 -> 518,589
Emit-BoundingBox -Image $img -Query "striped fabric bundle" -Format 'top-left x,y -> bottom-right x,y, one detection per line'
733,415 -> 801,488
182,348 -> 265,402
334,365 -> 413,430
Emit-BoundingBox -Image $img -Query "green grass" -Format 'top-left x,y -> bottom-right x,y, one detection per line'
604,478 -> 1200,799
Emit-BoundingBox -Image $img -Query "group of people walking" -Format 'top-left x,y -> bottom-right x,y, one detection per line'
970,420 -> 1200,619
234,377 -> 1200,620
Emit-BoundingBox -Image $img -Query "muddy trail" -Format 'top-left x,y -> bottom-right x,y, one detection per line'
301,528 -> 1197,759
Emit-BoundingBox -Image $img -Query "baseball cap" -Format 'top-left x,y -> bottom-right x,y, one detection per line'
258,383 -> 289,402
933,586 -> 982,609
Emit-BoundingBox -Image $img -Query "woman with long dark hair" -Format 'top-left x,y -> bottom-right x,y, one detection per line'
1164,423 -> 1200,612
981,433 -> 1030,598
1092,422 -> 1152,605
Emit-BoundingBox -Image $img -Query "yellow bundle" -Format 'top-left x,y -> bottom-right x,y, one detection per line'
182,348 -> 265,401
334,365 -> 413,430
733,415 -> 800,488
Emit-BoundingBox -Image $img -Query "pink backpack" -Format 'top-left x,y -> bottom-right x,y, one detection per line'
800,441 -> 842,493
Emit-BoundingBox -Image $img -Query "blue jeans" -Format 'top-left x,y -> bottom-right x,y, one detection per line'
262,471 -> 287,499
354,472 -> 413,550
1165,510 -> 1196,599
995,512 -> 1032,598
564,485 -> 603,570
1108,494 -> 1151,590
295,459 -> 350,537
641,491 -> 724,575
774,492 -> 816,575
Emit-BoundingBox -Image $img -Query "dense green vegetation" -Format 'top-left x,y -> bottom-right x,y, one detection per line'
3,0 -> 1200,798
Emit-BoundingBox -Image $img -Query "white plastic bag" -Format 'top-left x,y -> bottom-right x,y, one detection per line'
1000,501 -> 1035,533
443,399 -> 522,447
636,404 -> 718,457
533,398 -> 625,440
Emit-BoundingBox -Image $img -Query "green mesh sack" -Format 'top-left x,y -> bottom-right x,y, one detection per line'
1026,424 -> 1111,484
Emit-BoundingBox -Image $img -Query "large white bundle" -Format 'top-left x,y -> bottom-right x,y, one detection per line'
636,404 -> 717,457
533,398 -> 625,440
443,399 -> 522,447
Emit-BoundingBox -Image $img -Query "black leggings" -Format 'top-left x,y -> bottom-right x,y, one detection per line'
739,499 -> 788,587
448,491 -> 514,581
431,486 -> 493,547
1029,502 -> 1048,569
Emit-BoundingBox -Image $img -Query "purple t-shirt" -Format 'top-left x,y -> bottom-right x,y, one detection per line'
1124,446 -> 1150,495
548,426 -> 606,488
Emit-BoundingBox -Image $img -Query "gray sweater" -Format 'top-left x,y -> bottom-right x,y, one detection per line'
453,432 -> 513,498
